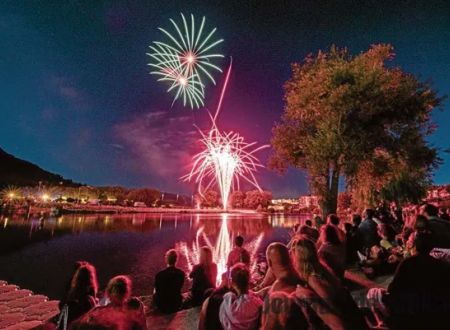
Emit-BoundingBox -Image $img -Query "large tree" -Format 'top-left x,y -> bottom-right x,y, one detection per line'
270,44 -> 443,216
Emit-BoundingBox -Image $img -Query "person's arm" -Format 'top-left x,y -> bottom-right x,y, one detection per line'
255,268 -> 275,291
387,259 -> 410,295
198,297 -> 210,330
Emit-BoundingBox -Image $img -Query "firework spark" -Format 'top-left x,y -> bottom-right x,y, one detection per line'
183,125 -> 268,210
148,13 -> 224,109
182,60 -> 268,210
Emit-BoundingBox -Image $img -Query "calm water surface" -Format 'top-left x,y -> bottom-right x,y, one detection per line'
0,213 -> 305,299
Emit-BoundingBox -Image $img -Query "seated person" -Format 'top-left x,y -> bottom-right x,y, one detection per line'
219,264 -> 263,330
298,220 -> 319,243
318,224 -> 346,280
71,275 -> 146,330
378,223 -> 398,251
184,246 -> 217,307
153,249 -> 185,314
227,235 -> 251,269
57,262 -> 98,328
368,232 -> 450,329
293,238 -> 367,330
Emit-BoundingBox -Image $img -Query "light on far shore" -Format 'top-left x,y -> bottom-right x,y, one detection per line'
41,193 -> 50,202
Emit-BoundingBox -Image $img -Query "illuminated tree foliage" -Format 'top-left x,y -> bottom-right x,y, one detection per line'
270,44 -> 443,215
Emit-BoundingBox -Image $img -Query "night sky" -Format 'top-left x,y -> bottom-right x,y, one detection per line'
1,1 -> 450,197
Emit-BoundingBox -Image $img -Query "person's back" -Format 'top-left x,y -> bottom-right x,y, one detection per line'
318,224 -> 346,280
154,266 -> 185,313
219,264 -> 263,330
385,232 -> 450,329
227,235 -> 251,268
227,247 -> 251,268
187,246 -> 217,307
61,262 -> 98,325
154,249 -> 185,314
421,203 -> 450,248
358,210 -> 379,252
386,254 -> 450,328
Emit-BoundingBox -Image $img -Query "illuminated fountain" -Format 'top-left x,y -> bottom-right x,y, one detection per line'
177,214 -> 264,286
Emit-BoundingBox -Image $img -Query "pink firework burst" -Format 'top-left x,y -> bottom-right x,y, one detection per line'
182,60 -> 268,210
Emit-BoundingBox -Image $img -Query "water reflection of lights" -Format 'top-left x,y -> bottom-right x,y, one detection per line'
177,213 -> 264,286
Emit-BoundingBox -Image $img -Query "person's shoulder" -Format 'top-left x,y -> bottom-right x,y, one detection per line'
247,291 -> 264,304
175,266 -> 185,275
221,291 -> 237,304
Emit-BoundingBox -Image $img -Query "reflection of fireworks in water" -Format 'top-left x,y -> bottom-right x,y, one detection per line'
177,214 -> 264,286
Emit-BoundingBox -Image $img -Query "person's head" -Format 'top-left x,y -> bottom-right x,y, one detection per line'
234,235 -> 244,247
291,238 -> 321,279
68,262 -> 98,300
199,246 -> 213,265
165,249 -> 178,266
230,263 -> 250,294
377,224 -> 396,242
327,214 -> 339,226
414,215 -> 430,232
421,203 -> 439,218
412,232 -> 434,255
321,224 -> 341,245
364,208 -> 375,220
266,242 -> 292,275
344,222 -> 353,234
106,275 -> 132,306
351,214 -> 362,227
305,220 -> 313,227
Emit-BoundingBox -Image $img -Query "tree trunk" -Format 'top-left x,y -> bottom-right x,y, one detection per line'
320,168 -> 340,217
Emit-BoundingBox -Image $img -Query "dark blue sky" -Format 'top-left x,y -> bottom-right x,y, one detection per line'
1,1 -> 449,197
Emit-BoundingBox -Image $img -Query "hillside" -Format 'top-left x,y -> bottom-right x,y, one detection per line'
0,148 -> 79,187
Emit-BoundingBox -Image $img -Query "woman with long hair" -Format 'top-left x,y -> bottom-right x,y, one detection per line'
292,237 -> 367,330
61,262 -> 98,326
318,224 -> 346,280
186,246 -> 218,307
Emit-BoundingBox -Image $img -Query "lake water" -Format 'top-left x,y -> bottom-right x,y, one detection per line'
0,213 -> 306,300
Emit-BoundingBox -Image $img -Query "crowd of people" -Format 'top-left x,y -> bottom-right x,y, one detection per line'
48,203 -> 450,329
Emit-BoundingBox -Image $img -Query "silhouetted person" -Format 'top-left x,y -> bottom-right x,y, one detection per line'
357,208 -> 380,254
58,262 -> 98,327
227,235 -> 250,269
298,220 -> 319,243
369,232 -> 450,329
154,249 -> 185,314
318,224 -> 346,280
185,246 -> 217,307
421,203 -> 450,248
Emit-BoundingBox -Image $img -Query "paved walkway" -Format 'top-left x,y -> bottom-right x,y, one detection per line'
0,280 -> 59,329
